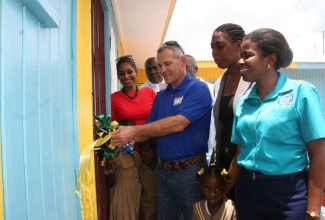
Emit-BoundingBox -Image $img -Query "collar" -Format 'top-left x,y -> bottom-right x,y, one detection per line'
247,72 -> 293,100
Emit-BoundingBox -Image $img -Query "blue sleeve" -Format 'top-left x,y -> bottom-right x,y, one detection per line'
298,84 -> 325,142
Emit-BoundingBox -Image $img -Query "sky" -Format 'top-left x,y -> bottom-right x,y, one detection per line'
164,0 -> 325,62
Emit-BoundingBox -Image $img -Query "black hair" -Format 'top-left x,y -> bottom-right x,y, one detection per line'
144,57 -> 157,68
201,165 -> 228,188
116,57 -> 137,72
118,118 -> 136,126
214,23 -> 246,43
244,28 -> 293,70
196,149 -> 229,185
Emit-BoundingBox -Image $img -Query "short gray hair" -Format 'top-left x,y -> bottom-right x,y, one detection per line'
157,40 -> 185,58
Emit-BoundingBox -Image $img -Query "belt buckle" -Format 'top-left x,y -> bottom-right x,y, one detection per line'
248,171 -> 256,180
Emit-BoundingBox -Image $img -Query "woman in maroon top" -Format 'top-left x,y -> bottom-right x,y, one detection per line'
111,55 -> 156,125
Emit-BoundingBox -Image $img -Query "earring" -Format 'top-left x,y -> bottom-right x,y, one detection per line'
268,64 -> 270,69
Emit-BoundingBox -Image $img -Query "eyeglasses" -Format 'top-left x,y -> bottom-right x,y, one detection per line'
163,40 -> 185,55
115,55 -> 134,63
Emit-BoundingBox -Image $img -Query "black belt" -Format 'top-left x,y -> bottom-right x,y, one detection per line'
241,167 -> 306,180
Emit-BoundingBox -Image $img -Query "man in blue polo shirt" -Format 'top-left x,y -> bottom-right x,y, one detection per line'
111,41 -> 213,220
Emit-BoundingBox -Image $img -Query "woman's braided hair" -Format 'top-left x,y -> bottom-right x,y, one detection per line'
214,23 -> 246,43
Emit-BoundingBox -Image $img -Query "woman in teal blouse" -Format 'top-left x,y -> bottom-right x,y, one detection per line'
228,28 -> 325,220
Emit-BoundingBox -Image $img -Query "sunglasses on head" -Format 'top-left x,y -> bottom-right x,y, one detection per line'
115,55 -> 134,63
163,41 -> 185,55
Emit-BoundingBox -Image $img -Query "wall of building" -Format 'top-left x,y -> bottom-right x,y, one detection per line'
296,62 -> 325,69
75,0 -> 98,219
0,0 -> 79,219
76,0 -> 123,218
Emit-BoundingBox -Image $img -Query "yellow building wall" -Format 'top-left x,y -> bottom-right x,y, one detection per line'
76,1 -> 98,219
137,69 -> 147,86
287,62 -> 296,68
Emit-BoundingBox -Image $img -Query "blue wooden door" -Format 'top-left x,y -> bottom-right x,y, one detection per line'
0,0 -> 80,219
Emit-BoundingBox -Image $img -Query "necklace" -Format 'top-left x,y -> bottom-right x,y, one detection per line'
122,86 -> 138,100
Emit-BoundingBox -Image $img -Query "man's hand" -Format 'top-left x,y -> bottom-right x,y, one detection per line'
111,126 -> 136,147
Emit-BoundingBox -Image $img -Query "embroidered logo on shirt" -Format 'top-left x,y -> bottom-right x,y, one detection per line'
278,93 -> 293,105
173,96 -> 184,106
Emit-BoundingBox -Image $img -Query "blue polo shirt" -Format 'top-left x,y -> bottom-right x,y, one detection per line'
146,73 -> 213,161
231,72 -> 325,175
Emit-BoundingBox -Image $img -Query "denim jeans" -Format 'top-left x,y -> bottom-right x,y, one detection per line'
156,160 -> 207,220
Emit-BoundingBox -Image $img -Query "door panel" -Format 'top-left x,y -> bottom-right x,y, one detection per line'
91,0 -> 109,219
0,0 -> 79,219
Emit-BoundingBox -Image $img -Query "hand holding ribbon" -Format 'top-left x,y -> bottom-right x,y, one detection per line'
94,114 -> 135,165
111,125 -> 137,147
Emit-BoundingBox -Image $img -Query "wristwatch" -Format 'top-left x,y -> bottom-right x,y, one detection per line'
305,211 -> 320,219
